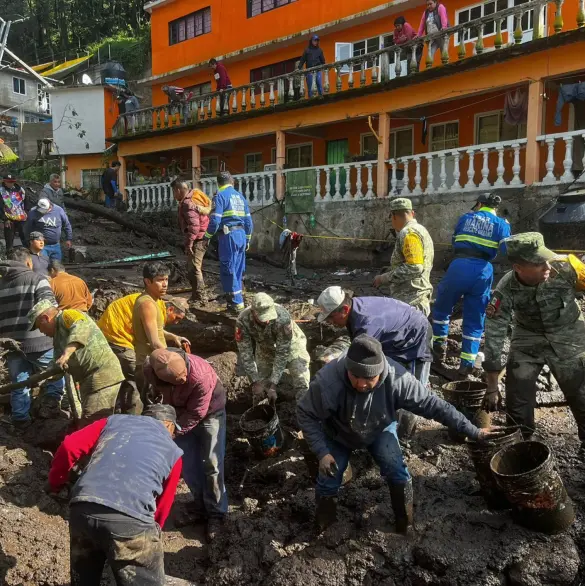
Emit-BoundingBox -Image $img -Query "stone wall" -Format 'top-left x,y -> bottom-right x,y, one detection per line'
250,185 -> 563,268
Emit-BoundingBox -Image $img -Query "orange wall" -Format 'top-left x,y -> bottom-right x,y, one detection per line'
64,154 -> 110,189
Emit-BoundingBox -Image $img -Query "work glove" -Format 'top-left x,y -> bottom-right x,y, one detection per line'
319,454 -> 339,478
476,426 -> 508,444
483,390 -> 502,412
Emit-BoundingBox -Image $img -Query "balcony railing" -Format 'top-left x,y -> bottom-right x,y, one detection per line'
536,129 -> 585,184
112,0 -> 577,138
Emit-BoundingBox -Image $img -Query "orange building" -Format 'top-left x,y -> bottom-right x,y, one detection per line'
107,0 -> 584,223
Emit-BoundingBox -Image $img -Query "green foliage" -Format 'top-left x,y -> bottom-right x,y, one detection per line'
21,161 -> 61,183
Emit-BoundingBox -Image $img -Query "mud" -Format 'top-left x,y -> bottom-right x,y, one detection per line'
243,419 -> 268,432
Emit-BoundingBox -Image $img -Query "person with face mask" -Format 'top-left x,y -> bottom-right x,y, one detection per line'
297,334 -> 502,534
373,198 -> 434,316
483,233 -> 585,456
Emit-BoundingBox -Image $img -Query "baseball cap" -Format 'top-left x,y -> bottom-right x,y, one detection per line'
251,293 -> 278,322
29,231 -> 44,241
3,174 -> 16,182
143,404 -> 178,425
312,34 -> 320,40
505,232 -> 557,264
27,299 -> 58,330
389,197 -> 413,212
316,286 -> 345,323
37,198 -> 51,212
149,349 -> 188,385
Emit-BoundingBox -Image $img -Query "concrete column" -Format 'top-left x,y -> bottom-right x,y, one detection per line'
276,130 -> 286,201
60,156 -> 66,187
192,144 -> 201,187
524,80 -> 544,186
376,112 -> 391,198
118,155 -> 127,198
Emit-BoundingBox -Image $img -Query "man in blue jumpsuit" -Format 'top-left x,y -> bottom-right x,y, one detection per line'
204,171 -> 253,314
432,194 -> 511,377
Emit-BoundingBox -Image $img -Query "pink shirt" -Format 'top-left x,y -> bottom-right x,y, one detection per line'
418,4 -> 449,37
394,23 -> 417,45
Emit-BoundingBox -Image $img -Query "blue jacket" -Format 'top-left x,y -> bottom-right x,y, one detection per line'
204,184 -> 253,241
25,204 -> 73,245
452,207 -> 511,261
70,415 -> 183,524
348,297 -> 431,363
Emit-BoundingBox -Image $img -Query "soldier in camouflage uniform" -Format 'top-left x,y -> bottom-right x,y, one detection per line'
483,233 -> 585,449
28,299 -> 124,427
373,198 -> 434,316
236,293 -> 310,402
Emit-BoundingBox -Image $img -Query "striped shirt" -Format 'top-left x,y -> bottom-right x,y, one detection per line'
0,260 -> 56,354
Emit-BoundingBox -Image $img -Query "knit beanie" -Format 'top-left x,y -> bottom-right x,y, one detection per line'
345,334 -> 386,378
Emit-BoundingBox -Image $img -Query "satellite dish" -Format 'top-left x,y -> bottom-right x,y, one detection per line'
81,74 -> 92,85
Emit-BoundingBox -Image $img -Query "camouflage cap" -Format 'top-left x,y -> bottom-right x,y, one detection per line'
389,197 -> 413,212
251,292 -> 278,322
505,232 -> 557,264
27,298 -> 58,330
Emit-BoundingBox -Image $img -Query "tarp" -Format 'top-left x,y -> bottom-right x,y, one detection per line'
42,55 -> 91,78
285,169 -> 316,214
32,61 -> 56,73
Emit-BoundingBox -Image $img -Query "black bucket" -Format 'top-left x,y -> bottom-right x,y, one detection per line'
442,381 -> 488,442
467,428 -> 522,509
490,441 -> 575,534
239,404 -> 284,458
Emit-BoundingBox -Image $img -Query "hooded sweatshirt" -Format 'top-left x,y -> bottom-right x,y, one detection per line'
299,41 -> 326,69
25,203 -> 73,245
0,260 -> 56,354
297,353 -> 480,460
38,184 -> 65,207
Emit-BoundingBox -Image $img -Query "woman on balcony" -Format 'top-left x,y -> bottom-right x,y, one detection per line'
417,0 -> 449,63
393,16 -> 422,71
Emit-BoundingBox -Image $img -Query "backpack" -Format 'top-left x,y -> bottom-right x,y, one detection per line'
1,186 -> 26,221
191,189 -> 211,216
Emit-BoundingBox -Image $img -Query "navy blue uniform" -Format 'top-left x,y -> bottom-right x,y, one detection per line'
204,184 -> 253,308
432,207 -> 511,367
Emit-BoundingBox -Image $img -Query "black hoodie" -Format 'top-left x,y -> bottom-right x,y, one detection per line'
0,260 -> 55,354
299,41 -> 326,69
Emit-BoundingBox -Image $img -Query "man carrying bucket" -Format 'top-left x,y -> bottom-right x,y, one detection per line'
483,232 -> 585,452
143,347 -> 227,541
236,293 -> 311,402
298,334 -> 502,534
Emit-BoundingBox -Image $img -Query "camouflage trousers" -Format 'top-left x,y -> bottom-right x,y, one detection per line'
256,348 -> 311,401
505,338 -> 585,441
69,502 -> 165,586
77,377 -> 121,429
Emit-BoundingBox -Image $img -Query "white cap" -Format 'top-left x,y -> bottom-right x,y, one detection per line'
316,286 -> 345,323
37,197 -> 51,212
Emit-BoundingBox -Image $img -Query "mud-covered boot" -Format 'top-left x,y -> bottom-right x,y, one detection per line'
457,363 -> 475,379
389,479 -> 415,538
432,341 -> 446,363
315,495 -> 338,533
397,410 -> 418,443
38,396 -> 65,419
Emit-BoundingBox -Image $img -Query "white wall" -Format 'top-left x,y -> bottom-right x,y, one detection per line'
51,86 -> 105,155
0,70 -> 48,123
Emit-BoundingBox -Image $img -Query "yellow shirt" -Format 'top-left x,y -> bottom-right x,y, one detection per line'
97,293 -> 166,350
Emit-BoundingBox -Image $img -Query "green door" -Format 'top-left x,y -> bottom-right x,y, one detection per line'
327,139 -> 349,197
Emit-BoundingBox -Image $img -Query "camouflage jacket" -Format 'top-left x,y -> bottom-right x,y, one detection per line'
236,305 -> 309,385
54,309 -> 123,386
484,255 -> 585,371
378,219 -> 434,314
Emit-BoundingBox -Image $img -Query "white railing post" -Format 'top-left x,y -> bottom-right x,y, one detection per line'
413,157 -> 422,195
438,152 -> 448,192
260,84 -> 266,107
343,164 -> 351,199
333,166 -> 341,199
245,177 -> 251,201
269,173 -> 275,201
390,160 -> 398,195
269,82 -> 275,106
511,143 -> 523,186
465,148 -> 476,190
495,145 -> 506,187
365,163 -> 374,199
425,154 -> 434,194
380,52 -> 390,82
451,150 -> 461,191
394,49 -> 402,78
356,164 -> 363,197
479,148 -> 490,188
561,136 -> 574,182
543,138 -> 557,184
315,169 -> 322,201
401,159 -> 411,195
324,167 -> 332,201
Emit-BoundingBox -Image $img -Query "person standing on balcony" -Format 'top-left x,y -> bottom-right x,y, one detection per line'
124,90 -> 140,133
1,174 -> 27,255
298,35 -> 326,98
393,16 -> 422,71
25,197 -> 73,262
209,58 -> 233,115
432,194 -> 511,378
101,161 -> 122,210
171,178 -> 212,303
373,198 -> 434,317
417,0 -> 449,63
203,171 -> 253,315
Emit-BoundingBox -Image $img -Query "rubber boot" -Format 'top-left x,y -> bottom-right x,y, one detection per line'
389,479 -> 415,537
315,495 -> 338,533
432,341 -> 446,363
397,410 -> 418,442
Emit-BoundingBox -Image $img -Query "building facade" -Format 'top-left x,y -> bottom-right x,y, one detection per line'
108,0 -> 585,259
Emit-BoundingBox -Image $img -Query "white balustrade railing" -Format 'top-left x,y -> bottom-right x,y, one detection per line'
126,182 -> 175,213
201,171 -> 276,207
387,139 -> 527,195
537,129 -> 585,185
283,161 -> 377,202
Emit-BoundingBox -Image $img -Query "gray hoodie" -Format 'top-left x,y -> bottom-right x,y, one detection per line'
297,354 -> 480,460
39,184 -> 65,207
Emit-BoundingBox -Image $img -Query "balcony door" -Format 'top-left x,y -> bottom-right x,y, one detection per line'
327,139 -> 349,197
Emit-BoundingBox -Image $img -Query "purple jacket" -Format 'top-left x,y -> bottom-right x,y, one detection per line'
144,349 -> 226,435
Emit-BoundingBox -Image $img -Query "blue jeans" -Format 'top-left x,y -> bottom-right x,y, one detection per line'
42,243 -> 63,261
6,348 -> 65,422
174,409 -> 228,518
316,421 -> 411,497
104,193 -> 116,209
307,71 -> 323,97
218,229 -> 247,307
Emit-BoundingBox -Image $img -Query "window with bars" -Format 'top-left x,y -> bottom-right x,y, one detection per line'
475,111 -> 527,144
430,122 -> 460,151
272,144 -> 313,168
82,169 -> 103,190
201,157 -> 219,177
248,0 -> 298,18
185,82 -> 212,97
169,7 -> 211,46
245,153 -> 264,173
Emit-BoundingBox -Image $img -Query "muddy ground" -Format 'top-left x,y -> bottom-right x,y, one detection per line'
1,208 -> 584,585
